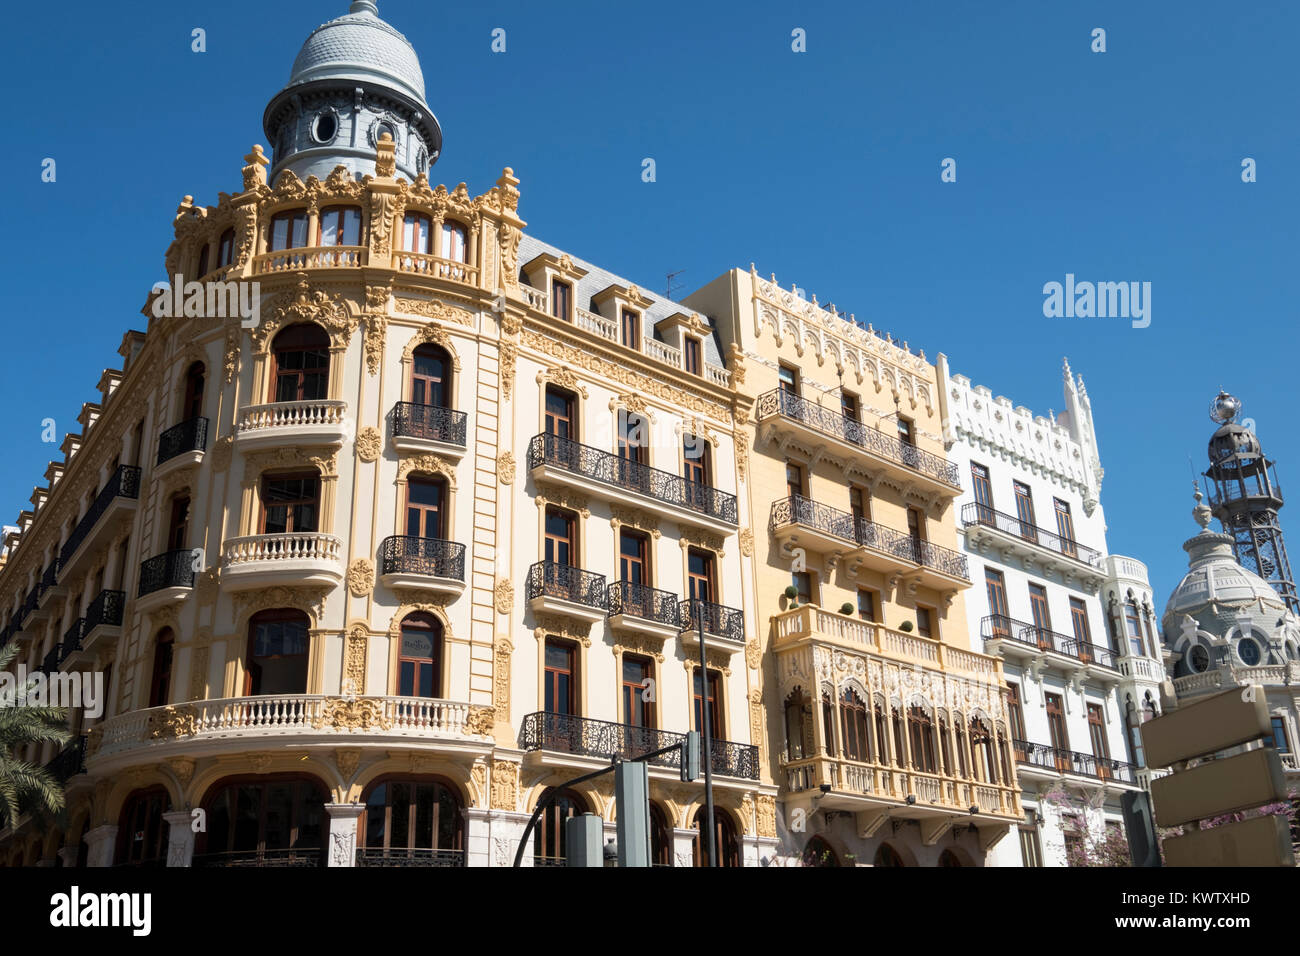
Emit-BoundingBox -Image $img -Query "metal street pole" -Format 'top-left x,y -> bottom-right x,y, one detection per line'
697,601 -> 716,867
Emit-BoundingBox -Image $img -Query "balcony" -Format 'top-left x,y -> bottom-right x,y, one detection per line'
155,416 -> 208,477
36,561 -> 61,611
252,245 -> 367,275
391,251 -> 478,285
1014,739 -> 1139,787
137,549 -> 196,613
355,848 -> 465,868
525,561 -> 607,622
193,849 -> 323,869
45,736 -> 88,784
678,598 -> 745,655
234,400 -> 348,450
519,712 -> 759,780
66,589 -> 126,666
607,581 -> 681,640
527,433 -> 738,533
756,389 -> 961,496
961,503 -> 1106,587
389,402 -> 468,458
378,536 -> 466,597
90,695 -> 493,764
59,465 -> 141,578
220,532 -> 343,590
56,619 -> 85,668
980,615 -> 1119,680
769,495 -> 969,587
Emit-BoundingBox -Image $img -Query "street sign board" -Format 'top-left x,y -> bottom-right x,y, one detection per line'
1140,685 -> 1271,768
1151,747 -> 1288,828
1162,813 -> 1295,867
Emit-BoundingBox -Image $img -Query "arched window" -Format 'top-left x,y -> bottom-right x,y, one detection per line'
822,691 -> 837,757
692,807 -> 740,867
938,712 -> 953,775
411,344 -> 451,408
271,323 -> 330,402
908,705 -> 936,773
199,777 -> 326,866
535,788 -> 589,865
783,691 -> 806,761
196,243 -> 209,279
840,688 -> 870,762
801,836 -> 840,867
245,609 -> 310,696
1188,643 -> 1210,673
954,712 -> 969,777
891,705 -> 906,767
649,802 -> 672,867
873,695 -> 890,764
317,205 -> 361,247
970,718 -> 997,783
874,842 -> 904,867
183,362 -> 205,421
269,209 -> 310,251
216,228 -> 236,269
1124,598 -> 1144,657
361,778 -> 463,865
147,628 -> 174,708
397,612 -> 442,698
402,212 -> 432,254
441,220 -> 467,263
117,788 -> 170,866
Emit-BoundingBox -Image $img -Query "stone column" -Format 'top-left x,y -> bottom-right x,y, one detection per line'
486,810 -> 533,867
464,807 -> 492,867
163,810 -> 195,867
57,846 -> 79,868
671,827 -> 697,868
324,803 -> 364,867
83,825 -> 118,868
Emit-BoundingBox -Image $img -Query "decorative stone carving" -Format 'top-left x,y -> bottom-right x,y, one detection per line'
738,528 -> 754,557
166,757 -> 196,786
147,705 -> 197,740
355,427 -> 382,463
363,313 -> 387,374
493,637 -> 512,716
347,559 -> 375,597
610,506 -> 661,539
744,639 -> 761,671
532,614 -> 592,647
249,753 -> 273,774
232,585 -> 330,630
335,748 -> 361,783
534,484 -> 590,518
499,342 -> 517,400
188,645 -> 210,701
464,706 -> 495,736
390,591 -> 454,613
396,453 -> 457,487
497,451 -> 515,485
749,688 -> 765,759
611,633 -> 665,663
470,762 -> 487,805
536,367 -> 588,398
494,579 -> 514,614
253,275 -> 358,351
755,795 -> 777,838
678,525 -> 726,555
344,624 -> 368,694
315,697 -> 392,731
490,759 -> 520,811
393,297 -> 473,326
243,446 -> 338,480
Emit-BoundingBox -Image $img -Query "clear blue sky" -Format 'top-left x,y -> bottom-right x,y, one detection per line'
4,0 -> 1298,611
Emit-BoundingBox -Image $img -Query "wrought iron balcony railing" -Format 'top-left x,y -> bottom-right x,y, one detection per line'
60,465 -> 142,567
526,561 -> 608,611
45,736 -> 87,783
391,402 -> 468,447
910,537 -> 971,580
678,598 -> 745,643
379,536 -> 466,581
980,615 -> 1118,670
84,589 -> 126,633
519,711 -> 760,780
757,388 -> 961,486
39,561 -> 57,595
58,619 -> 85,663
607,581 -> 681,628
527,433 -> 738,524
1013,738 -> 1137,784
42,644 -> 61,674
769,494 -> 857,541
961,502 -> 1102,566
138,550 -> 197,597
21,587 -> 38,618
355,847 -> 465,868
156,416 -> 209,465
192,849 -> 324,868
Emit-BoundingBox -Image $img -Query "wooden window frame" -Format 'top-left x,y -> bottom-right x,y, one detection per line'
543,639 -> 577,716
259,472 -> 321,535
397,612 -> 443,698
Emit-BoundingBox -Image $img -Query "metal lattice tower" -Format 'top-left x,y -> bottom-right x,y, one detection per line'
1203,390 -> 1299,613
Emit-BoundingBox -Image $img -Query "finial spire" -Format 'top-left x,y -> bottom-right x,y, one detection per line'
1192,482 -> 1212,529
350,1 -> 379,14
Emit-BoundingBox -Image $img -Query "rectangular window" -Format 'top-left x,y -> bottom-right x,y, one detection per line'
1054,498 -> 1077,557
897,416 -> 914,446
260,475 -> 319,534
544,507 -> 576,566
856,589 -> 877,623
687,549 -> 716,603
1272,716 -> 1291,753
269,210 -> 309,251
544,387 -> 575,438
778,365 -> 799,395
622,655 -> 654,728
693,669 -> 722,735
621,309 -> 640,349
1088,703 -> 1110,762
792,571 -> 814,606
544,640 -> 575,715
684,337 -> 702,375
916,605 -> 935,638
683,438 -> 710,488
551,279 -> 571,321
971,463 -> 994,523
1045,693 -> 1070,753
405,478 -> 447,539
1018,808 -> 1043,867
1028,583 -> 1052,646
785,463 -> 804,499
1069,598 -> 1092,651
985,568 -> 1009,620
618,529 -> 648,586
849,486 -> 870,523
318,206 -> 361,247
616,410 -> 648,465
167,496 -> 190,552
840,391 -> 859,422
1125,601 -> 1145,658
402,213 -> 432,254
906,507 -> 926,542
1007,683 -> 1026,743
1014,481 -> 1037,541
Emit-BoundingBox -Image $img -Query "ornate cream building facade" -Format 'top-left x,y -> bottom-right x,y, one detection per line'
0,1 -> 777,868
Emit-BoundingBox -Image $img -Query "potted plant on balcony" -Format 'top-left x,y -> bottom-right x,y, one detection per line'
784,584 -> 798,607
839,602 -> 854,615
899,620 -> 914,632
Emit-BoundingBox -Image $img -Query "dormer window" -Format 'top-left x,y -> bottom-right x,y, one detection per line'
269,210 -> 309,251
441,221 -> 467,263
684,337 -> 702,375
621,309 -> 640,349
318,206 -> 361,246
550,279 -> 571,322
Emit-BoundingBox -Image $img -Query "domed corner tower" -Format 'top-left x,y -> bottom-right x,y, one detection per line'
1203,390 -> 1298,614
262,0 -> 443,185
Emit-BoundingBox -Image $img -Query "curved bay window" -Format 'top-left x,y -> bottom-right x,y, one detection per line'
147,628 -> 174,709
535,788 -> 589,865
908,705 -> 937,773
970,717 -> 998,783
402,212 -> 432,254
269,209 -> 309,251
260,473 -> 319,534
1124,598 -> 1145,657
361,778 -> 463,865
397,612 -> 442,698
783,690 -> 807,761
317,205 -> 361,247
442,221 -> 468,263
840,688 -> 870,762
199,778 -> 326,866
692,807 -> 740,867
245,609 -> 310,696
411,344 -> 451,408
117,788 -> 170,867
271,323 -> 329,403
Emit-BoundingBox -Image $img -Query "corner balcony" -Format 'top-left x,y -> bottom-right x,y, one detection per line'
62,588 -> 125,668
59,465 -> 141,580
519,712 -> 759,781
389,402 -> 468,459
961,503 -> 1106,588
980,615 -> 1119,684
678,598 -> 745,656
220,533 -> 343,590
233,400 -> 348,450
525,561 -> 607,623
527,434 -> 738,534
378,536 -> 466,598
252,245 -> 367,275
155,416 -> 208,479
607,581 -> 682,641
1014,739 -> 1140,789
756,389 -> 962,498
89,695 -> 494,768
136,549 -> 196,614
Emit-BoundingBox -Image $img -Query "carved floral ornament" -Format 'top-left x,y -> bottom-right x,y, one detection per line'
497,451 -> 516,485
346,559 -> 375,597
355,427 -> 382,463
536,367 -> 588,399
396,453 -> 457,487
387,603 -> 453,641
610,506 -> 661,539
400,322 -> 462,370
251,275 -> 358,352
393,297 -> 474,327
232,585 -> 330,631
243,446 -> 338,481
533,614 -> 592,647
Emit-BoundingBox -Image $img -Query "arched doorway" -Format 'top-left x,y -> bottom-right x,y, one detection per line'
939,848 -> 963,867
801,836 -> 840,867
534,788 -> 590,866
116,787 -> 171,867
359,777 -> 464,866
874,842 -> 905,867
692,807 -> 741,867
196,776 -> 328,867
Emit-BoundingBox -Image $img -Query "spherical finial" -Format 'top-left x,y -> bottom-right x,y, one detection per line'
1209,390 -> 1242,425
349,1 -> 378,15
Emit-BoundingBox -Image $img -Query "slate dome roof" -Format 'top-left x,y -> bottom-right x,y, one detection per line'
287,1 -> 427,106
